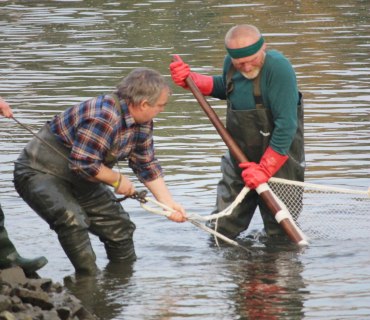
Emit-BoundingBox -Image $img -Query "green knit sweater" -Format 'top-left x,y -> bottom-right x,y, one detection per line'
211,50 -> 300,155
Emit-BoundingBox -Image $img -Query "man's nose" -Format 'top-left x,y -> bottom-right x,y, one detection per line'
241,63 -> 253,72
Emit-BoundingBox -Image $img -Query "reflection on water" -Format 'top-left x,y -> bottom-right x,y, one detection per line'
64,262 -> 135,319
232,246 -> 306,319
0,0 -> 369,319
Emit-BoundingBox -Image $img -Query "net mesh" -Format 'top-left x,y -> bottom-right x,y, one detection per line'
268,178 -> 370,240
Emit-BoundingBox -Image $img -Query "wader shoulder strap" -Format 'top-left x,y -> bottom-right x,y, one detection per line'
252,71 -> 264,109
104,93 -> 123,166
226,64 -> 264,109
226,64 -> 236,95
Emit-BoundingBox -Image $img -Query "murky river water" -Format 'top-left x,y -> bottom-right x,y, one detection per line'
0,1 -> 369,319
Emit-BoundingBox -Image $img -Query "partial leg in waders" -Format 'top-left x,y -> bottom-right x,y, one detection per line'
0,205 -> 48,276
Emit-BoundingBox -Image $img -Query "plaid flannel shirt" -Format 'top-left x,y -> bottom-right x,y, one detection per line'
49,94 -> 163,182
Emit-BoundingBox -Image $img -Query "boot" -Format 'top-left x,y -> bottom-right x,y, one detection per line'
104,238 -> 136,263
58,227 -> 98,276
0,224 -> 48,275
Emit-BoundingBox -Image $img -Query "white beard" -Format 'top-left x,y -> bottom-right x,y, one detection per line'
241,68 -> 261,80
240,52 -> 265,80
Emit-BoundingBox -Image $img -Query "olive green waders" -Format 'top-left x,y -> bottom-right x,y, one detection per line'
209,68 -> 305,239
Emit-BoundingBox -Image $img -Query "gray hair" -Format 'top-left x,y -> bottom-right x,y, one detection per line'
225,24 -> 261,46
114,68 -> 170,106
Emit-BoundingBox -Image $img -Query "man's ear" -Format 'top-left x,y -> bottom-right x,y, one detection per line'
138,100 -> 150,110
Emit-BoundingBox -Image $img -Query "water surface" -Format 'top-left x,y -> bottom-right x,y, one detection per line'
0,1 -> 369,319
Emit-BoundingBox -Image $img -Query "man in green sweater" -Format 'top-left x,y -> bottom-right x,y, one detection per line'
170,24 -> 305,239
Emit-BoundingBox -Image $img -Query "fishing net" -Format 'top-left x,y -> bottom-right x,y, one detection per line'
185,178 -> 370,243
142,177 -> 370,245
268,178 -> 370,240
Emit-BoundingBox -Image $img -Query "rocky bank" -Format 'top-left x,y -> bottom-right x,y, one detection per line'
0,267 -> 98,320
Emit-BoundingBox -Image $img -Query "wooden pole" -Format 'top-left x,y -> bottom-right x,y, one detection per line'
178,60 -> 308,245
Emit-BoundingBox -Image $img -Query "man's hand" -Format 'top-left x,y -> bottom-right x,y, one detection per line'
170,55 -> 214,95
167,201 -> 187,223
239,147 -> 289,189
239,161 -> 270,189
114,174 -> 136,196
0,97 -> 13,118
170,55 -> 190,88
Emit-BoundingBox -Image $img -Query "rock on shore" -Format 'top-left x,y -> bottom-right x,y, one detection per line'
0,267 -> 98,320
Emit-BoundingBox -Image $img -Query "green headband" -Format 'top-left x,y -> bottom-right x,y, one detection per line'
226,36 -> 265,59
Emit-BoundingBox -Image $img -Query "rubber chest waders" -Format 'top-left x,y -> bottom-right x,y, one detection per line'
13,95 -> 136,275
209,65 -> 305,239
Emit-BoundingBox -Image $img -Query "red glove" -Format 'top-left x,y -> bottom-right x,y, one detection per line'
239,147 -> 289,189
170,54 -> 214,95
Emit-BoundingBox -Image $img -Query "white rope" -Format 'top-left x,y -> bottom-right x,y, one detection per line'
255,182 -> 309,246
270,177 -> 370,196
140,185 -> 310,247
140,197 -> 250,250
266,184 -> 309,245
193,186 -> 250,221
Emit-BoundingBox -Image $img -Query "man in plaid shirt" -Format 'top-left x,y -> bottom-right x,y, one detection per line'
13,68 -> 186,276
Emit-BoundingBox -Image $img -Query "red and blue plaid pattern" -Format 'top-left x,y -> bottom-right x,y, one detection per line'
49,94 -> 163,182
